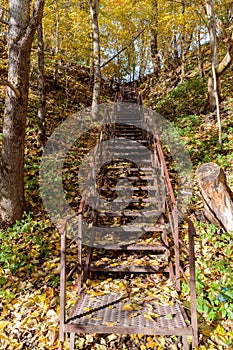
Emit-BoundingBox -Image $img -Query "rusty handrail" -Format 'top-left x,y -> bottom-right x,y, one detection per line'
155,133 -> 180,290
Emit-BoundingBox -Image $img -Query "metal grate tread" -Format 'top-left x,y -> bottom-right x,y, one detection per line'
66,293 -> 192,336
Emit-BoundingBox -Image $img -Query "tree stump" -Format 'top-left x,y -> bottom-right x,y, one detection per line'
196,162 -> 233,233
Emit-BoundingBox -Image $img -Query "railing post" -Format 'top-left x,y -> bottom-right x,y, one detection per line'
173,207 -> 180,291
188,219 -> 198,347
77,213 -> 82,294
60,224 -> 67,342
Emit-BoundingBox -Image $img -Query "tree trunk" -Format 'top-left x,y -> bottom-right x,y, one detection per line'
180,0 -> 186,79
37,22 -> 46,145
206,0 -> 220,112
197,28 -> 204,77
151,1 -> 160,78
54,0 -> 59,83
0,0 -> 44,227
139,32 -> 146,80
215,19 -> 233,77
205,1 -> 233,113
88,0 -> 101,117
196,163 -> 233,234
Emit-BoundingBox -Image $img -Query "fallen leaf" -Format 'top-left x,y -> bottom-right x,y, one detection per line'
104,321 -> 118,326
0,321 -> 10,330
122,304 -> 133,311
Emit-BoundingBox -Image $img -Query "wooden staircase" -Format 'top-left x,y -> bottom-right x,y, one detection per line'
59,85 -> 198,349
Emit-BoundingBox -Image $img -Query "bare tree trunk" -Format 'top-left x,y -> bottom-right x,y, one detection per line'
139,32 -> 146,80
206,1 -> 233,145
212,62 -> 222,145
206,0 -> 220,112
89,34 -> 94,87
151,0 -> 160,77
197,28 -> 204,78
37,21 -> 46,145
215,21 -> 233,77
180,0 -> 186,80
0,0 -> 44,227
171,0 -> 179,69
54,0 -> 59,83
88,0 -> 101,117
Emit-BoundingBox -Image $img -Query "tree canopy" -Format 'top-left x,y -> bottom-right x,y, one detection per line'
40,0 -> 233,81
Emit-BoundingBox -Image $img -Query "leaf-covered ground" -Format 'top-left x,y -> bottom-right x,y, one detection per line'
0,208 -> 232,349
0,59 -> 233,349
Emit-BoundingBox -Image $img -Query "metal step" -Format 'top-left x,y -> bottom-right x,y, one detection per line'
114,131 -> 144,136
100,185 -> 158,191
97,210 -> 161,218
89,243 -> 168,251
102,197 -> 160,204
101,175 -> 156,181
89,265 -> 169,273
102,166 -> 154,172
65,294 -> 192,336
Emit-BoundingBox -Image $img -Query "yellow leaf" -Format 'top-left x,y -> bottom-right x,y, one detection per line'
92,317 -> 103,321
149,312 -> 160,319
0,321 -> 10,330
128,312 -> 139,318
104,321 -> 117,326
118,281 -> 127,288
86,279 -> 100,287
144,312 -> 160,321
20,317 -> 30,327
144,314 -> 154,321
122,304 -> 133,311
31,310 -> 40,317
146,341 -> 159,348
0,333 -> 8,341
87,290 -> 105,296
134,260 -> 143,265
214,324 -> 225,335
96,345 -> 107,350
84,307 -> 92,311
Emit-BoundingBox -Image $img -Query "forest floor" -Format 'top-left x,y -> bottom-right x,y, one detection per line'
0,53 -> 233,349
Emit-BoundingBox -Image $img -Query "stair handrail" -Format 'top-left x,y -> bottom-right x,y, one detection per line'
60,106 -> 116,340
142,109 -> 198,344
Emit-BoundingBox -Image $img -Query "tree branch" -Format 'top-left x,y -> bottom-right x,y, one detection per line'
21,0 -> 45,47
100,27 -> 147,69
216,19 -> 228,40
216,32 -> 233,76
0,80 -> 20,97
